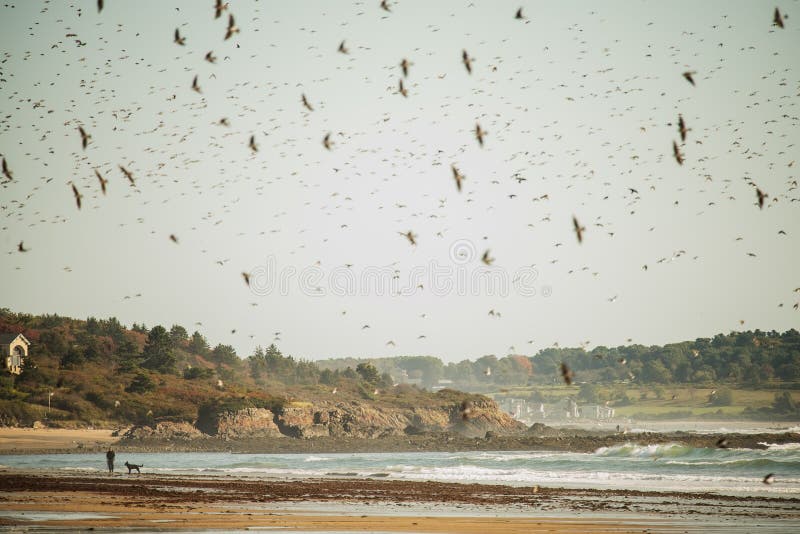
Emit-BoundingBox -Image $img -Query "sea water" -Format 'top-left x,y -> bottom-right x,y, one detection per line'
2,443 -> 798,497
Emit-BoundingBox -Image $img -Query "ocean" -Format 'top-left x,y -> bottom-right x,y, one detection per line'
2,442 -> 799,497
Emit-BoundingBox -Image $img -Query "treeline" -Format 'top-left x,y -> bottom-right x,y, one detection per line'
0,309 -> 398,426
318,329 -> 800,389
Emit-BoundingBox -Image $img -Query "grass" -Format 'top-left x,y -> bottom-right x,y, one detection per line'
487,384 -> 798,420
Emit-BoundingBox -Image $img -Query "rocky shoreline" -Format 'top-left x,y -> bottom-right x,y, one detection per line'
2,427 -> 797,455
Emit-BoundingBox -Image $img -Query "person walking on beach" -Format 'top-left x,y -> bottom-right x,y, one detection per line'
106,448 -> 115,473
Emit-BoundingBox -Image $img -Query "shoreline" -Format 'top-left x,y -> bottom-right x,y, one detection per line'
1,470 -> 798,532
1,426 -> 798,455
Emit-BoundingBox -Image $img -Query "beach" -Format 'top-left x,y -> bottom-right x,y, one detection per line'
1,470 -> 799,533
0,427 -> 117,452
2,428 -> 799,532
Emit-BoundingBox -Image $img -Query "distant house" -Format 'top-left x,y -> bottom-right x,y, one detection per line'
1,333 -> 30,375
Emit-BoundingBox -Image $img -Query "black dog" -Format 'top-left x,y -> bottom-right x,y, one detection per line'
124,461 -> 143,474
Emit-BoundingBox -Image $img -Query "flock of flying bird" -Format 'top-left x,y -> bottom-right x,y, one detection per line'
1,1 -> 798,400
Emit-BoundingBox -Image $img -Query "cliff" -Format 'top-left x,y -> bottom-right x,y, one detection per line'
122,395 -> 524,443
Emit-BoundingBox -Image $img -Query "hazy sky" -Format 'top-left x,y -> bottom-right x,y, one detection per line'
1,1 -> 798,362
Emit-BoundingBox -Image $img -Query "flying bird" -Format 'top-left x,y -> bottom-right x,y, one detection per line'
214,0 -> 228,19
98,0 -> 103,13
560,363 -> 574,385
2,157 -> 12,181
242,272 -> 251,286
716,437 -> 729,449
515,7 -> 525,20
17,241 -> 28,253
462,49 -> 473,74
677,114 -> 689,142
78,126 -> 91,149
399,230 -> 417,246
572,216 -> 585,243
773,7 -> 785,28
398,78 -> 408,97
95,169 -> 108,194
683,71 -> 697,86
225,14 -> 239,40
475,123 -> 486,146
169,234 -> 179,244
191,75 -> 202,93
756,187 -> 767,209
119,165 -> 135,186
248,135 -> 258,153
673,140 -> 684,165
205,51 -> 217,63
70,183 -> 83,210
301,93 -> 313,111
380,0 -> 391,12
481,250 -> 494,266
763,473 -> 775,485
400,58 -> 411,77
451,164 -> 465,192
338,40 -> 349,54
174,28 -> 186,45
323,132 -> 332,150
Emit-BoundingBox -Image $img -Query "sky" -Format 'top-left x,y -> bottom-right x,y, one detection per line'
0,1 -> 798,363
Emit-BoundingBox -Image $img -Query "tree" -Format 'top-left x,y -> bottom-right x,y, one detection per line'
210,344 -> 238,366
188,331 -> 210,355
140,325 -> 177,374
125,372 -> 155,394
169,324 -> 189,346
356,362 -> 380,384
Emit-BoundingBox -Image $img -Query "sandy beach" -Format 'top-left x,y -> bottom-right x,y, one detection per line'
0,427 -> 117,452
1,470 -> 798,533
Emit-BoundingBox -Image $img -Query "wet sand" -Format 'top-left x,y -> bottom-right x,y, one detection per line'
0,427 -> 116,451
0,471 -> 798,533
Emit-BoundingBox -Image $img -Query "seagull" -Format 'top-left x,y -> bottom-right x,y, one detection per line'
17,241 -> 28,253
475,123 -> 486,146
338,40 -> 349,54
242,272 -> 251,286
323,132 -> 332,150
119,165 -> 135,186
225,14 -> 240,40
683,71 -> 697,86
98,0 -> 103,13
673,140 -> 684,165
400,58 -> 411,77
677,114 -> 689,142
451,164 -> 465,192
763,473 -> 775,485
773,7 -> 785,28
572,216 -> 585,243
462,49 -> 473,74
756,187 -> 767,209
716,437 -> 729,449
214,0 -> 228,19
380,0 -> 391,12
70,183 -> 83,210
515,7 -> 525,20
78,126 -> 91,149
95,169 -> 108,194
560,363 -> 574,385
481,250 -> 494,265
2,157 -> 13,181
205,51 -> 217,63
174,28 -> 186,45
169,234 -> 179,244
301,93 -> 313,111
399,230 -> 417,246
248,135 -> 258,153
191,75 -> 202,93
398,78 -> 408,97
